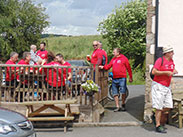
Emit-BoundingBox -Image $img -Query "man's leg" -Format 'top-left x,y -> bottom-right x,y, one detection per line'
112,79 -> 120,112
155,109 -> 166,133
122,94 -> 126,105
119,78 -> 127,111
155,109 -> 162,127
114,95 -> 119,108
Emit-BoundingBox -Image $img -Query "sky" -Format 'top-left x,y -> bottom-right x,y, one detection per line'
34,0 -> 128,36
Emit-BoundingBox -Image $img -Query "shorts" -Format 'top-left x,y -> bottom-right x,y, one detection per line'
151,81 -> 173,110
112,78 -> 126,97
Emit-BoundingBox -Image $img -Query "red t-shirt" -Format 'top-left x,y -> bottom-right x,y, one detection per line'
104,54 -> 132,79
5,60 -> 16,81
62,62 -> 71,80
91,49 -> 103,66
16,59 -> 30,81
41,62 -> 65,87
153,56 -> 175,87
36,50 -> 48,60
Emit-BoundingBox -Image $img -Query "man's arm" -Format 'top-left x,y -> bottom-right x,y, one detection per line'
99,59 -> 113,70
152,68 -> 174,76
124,58 -> 133,82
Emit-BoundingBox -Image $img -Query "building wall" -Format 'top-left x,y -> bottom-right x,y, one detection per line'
158,0 -> 183,75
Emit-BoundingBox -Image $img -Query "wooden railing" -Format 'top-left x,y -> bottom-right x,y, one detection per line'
0,64 -> 108,105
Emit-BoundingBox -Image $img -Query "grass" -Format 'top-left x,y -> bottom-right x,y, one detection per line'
42,35 -> 145,85
43,35 -> 108,60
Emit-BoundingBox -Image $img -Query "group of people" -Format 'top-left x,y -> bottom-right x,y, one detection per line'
4,40 -> 134,112
5,42 -> 72,90
3,39 -> 179,133
87,40 -> 133,112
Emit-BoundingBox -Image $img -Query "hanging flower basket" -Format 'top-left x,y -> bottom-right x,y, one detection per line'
81,80 -> 100,96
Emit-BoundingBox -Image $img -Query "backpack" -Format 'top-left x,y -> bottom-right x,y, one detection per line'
102,55 -> 106,66
150,57 -> 163,80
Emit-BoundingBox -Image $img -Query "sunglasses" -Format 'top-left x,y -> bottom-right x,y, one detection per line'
93,44 -> 97,47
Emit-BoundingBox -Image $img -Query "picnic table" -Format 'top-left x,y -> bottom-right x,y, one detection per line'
15,72 -> 78,132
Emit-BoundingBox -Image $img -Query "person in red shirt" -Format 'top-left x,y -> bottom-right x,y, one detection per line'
36,42 -> 48,61
40,52 -> 65,89
5,52 -> 19,87
86,41 -> 103,66
99,48 -> 133,112
55,53 -> 72,95
151,46 -> 178,133
55,53 -> 72,81
86,41 -> 103,81
16,52 -> 32,83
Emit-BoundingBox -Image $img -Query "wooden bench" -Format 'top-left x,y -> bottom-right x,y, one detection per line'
18,99 -> 78,132
169,97 -> 183,128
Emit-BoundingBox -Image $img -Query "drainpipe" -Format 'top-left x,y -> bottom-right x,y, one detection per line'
154,0 -> 159,62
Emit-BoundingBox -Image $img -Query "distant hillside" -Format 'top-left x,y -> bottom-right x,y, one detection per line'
42,35 -> 108,60
41,34 -> 72,38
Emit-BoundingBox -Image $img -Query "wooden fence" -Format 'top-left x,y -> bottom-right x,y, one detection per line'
0,64 -> 108,105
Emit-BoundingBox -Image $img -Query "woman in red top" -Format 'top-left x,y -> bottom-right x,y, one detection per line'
40,52 -> 65,89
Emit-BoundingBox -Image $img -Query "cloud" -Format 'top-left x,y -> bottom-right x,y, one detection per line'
35,0 -> 124,36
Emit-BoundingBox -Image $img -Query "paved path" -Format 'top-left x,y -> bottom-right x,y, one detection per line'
101,85 -> 145,123
36,124 -> 183,137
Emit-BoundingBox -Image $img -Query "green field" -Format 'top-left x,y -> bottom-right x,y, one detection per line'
44,35 -> 108,60
43,35 -> 145,85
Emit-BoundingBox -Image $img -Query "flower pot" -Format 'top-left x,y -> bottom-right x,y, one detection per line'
86,91 -> 95,96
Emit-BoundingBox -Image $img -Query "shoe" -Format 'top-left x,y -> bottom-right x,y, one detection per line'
156,126 -> 167,133
121,104 -> 126,111
114,107 -> 120,112
151,112 -> 156,126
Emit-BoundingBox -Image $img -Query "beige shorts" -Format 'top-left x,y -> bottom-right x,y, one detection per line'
151,81 -> 173,110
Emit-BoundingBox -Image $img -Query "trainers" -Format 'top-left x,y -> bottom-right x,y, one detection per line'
156,126 -> 167,133
151,112 -> 156,126
114,107 -> 120,112
121,104 -> 126,111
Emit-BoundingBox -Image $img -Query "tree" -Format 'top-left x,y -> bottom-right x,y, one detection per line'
98,0 -> 147,68
0,0 -> 49,61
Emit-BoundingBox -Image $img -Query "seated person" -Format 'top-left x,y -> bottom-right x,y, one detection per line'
5,52 -> 19,87
16,52 -> 32,86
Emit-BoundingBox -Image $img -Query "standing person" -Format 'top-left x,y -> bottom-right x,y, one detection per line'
5,52 -> 19,86
36,42 -> 48,61
29,44 -> 41,65
151,46 -> 178,133
99,48 -> 133,112
86,41 -> 103,66
86,41 -> 103,81
98,41 -> 108,65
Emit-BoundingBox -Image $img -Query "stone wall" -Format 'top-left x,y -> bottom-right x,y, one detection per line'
144,0 -> 156,122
